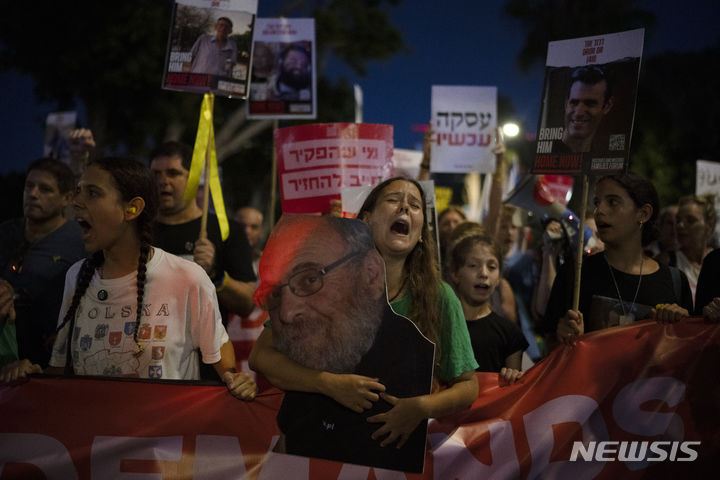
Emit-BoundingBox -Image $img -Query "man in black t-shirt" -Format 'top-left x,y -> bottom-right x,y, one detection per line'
150,142 -> 256,322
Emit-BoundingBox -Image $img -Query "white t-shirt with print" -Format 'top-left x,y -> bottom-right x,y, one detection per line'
50,247 -> 228,380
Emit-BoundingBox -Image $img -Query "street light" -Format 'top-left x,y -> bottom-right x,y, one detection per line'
502,122 -> 520,138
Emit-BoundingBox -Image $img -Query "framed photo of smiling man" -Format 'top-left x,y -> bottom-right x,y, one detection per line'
532,29 -> 644,175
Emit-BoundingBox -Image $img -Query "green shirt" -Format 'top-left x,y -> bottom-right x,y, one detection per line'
391,281 -> 478,382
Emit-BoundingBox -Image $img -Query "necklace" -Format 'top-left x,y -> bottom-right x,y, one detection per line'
97,266 -> 108,300
605,253 -> 643,325
389,275 -> 408,302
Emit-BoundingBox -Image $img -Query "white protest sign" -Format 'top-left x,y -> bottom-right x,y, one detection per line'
430,86 -> 497,174
696,159 -> 720,243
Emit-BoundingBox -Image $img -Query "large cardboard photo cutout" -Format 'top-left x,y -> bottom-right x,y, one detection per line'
254,215 -> 435,473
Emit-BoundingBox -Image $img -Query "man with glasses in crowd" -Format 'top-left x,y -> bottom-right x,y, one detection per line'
249,215 -> 434,472
554,65 -> 615,153
0,159 -> 85,370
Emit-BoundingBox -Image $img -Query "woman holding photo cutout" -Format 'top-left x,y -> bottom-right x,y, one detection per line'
250,177 -> 479,450
544,173 -> 693,346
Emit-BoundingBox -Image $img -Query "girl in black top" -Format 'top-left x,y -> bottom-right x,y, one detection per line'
449,233 -> 528,384
547,173 -> 692,346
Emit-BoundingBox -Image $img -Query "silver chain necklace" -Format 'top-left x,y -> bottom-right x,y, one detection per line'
604,253 -> 643,324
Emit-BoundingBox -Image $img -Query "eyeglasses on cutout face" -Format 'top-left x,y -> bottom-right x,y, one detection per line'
263,250 -> 363,310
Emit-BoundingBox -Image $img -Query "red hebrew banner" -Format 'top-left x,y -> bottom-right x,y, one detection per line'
1,318 -> 718,479
275,123 -> 394,214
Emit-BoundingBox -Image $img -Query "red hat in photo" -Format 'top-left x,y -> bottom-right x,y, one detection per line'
253,214 -> 322,309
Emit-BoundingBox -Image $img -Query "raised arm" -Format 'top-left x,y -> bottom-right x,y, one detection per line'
484,127 -> 506,238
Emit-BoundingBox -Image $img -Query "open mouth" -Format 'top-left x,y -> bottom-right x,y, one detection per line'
474,283 -> 490,292
76,217 -> 92,234
390,220 -> 409,235
596,221 -> 611,230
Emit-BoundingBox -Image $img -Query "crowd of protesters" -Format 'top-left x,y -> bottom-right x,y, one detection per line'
1,127 -> 718,462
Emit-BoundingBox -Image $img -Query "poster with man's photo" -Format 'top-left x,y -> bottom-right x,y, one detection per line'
533,28 -> 644,175
43,111 -> 77,164
162,0 -> 258,98
247,18 -> 316,119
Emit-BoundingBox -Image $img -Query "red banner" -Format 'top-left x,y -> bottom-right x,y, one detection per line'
1,318 -> 718,478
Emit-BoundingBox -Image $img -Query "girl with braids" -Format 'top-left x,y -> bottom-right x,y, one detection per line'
250,177 -> 478,449
2,158 -> 256,400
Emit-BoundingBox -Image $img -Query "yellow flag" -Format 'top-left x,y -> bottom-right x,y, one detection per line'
186,93 -> 230,241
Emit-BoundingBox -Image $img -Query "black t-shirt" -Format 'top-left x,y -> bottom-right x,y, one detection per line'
466,311 -> 529,372
154,215 -> 255,285
277,304 -> 435,473
0,218 -> 86,367
695,248 -> 720,315
541,252 -> 693,335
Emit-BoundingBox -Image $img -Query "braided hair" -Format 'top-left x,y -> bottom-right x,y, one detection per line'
57,157 -> 158,371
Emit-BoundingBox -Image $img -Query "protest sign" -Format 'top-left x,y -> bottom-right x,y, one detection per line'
43,111 -> 77,164
392,147 -> 423,179
430,86 -> 497,173
2,318 -> 717,478
275,123 -> 393,213
533,29 -> 644,175
162,0 -> 257,98
247,18 -> 316,119
543,174 -> 574,205
696,159 -> 720,243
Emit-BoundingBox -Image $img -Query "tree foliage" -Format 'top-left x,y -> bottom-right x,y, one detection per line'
504,0 -> 656,72
631,44 -> 720,205
0,0 -> 199,157
0,0 -> 408,211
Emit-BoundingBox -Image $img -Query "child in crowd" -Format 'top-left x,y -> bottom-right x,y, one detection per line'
449,233 -> 528,384
544,173 -> 692,345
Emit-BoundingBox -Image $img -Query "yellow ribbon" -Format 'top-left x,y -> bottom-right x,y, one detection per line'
185,94 -> 229,241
